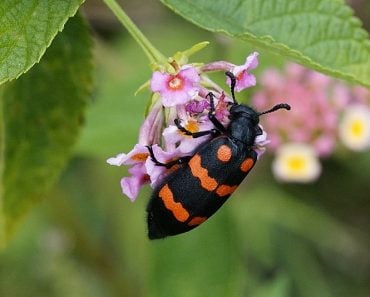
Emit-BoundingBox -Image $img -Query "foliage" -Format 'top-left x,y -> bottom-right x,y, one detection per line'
160,0 -> 370,88
0,0 -> 86,84
0,14 -> 92,240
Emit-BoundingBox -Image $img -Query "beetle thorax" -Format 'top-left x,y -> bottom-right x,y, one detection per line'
228,104 -> 260,146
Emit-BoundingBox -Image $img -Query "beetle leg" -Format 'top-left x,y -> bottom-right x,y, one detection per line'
146,145 -> 192,169
206,92 -> 227,133
174,118 -> 220,138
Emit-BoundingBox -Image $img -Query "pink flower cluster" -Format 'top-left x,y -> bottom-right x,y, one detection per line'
252,63 -> 370,182
108,52 -> 263,201
252,63 -> 369,157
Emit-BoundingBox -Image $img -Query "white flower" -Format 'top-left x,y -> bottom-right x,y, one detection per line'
272,143 -> 321,183
339,105 -> 370,152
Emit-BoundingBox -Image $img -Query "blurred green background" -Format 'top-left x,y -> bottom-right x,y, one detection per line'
1,1 -> 370,296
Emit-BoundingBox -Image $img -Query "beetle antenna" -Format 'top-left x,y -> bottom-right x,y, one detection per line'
258,103 -> 291,116
225,71 -> 238,104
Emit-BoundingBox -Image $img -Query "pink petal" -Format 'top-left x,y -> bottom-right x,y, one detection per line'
179,66 -> 200,84
161,89 -> 191,107
106,153 -> 127,166
121,176 -> 142,202
245,52 -> 259,69
235,73 -> 256,91
120,164 -> 149,201
150,66 -> 200,107
150,71 -> 169,92
226,52 -> 259,92
139,99 -> 163,145
129,144 -> 150,164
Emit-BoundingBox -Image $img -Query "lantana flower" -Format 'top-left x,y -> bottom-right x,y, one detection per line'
227,51 -> 259,92
107,45 -> 268,201
252,63 -> 339,157
253,63 -> 370,182
107,144 -> 150,200
272,143 -> 321,183
201,52 -> 259,92
150,65 -> 200,107
339,105 -> 370,151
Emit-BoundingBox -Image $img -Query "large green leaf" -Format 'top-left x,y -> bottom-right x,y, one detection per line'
160,0 -> 370,88
0,14 -> 93,243
0,0 -> 85,85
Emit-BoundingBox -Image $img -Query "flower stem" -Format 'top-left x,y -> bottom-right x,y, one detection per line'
102,0 -> 167,65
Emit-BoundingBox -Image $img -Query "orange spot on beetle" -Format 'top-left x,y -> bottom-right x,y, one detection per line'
188,216 -> 207,226
217,145 -> 232,162
159,184 -> 190,222
240,158 -> 254,172
216,185 -> 238,197
189,154 -> 218,191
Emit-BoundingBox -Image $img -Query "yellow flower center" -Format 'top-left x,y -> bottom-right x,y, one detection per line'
287,156 -> 306,172
178,120 -> 199,137
273,143 -> 321,183
185,120 -> 199,133
350,120 -> 364,138
168,76 -> 183,90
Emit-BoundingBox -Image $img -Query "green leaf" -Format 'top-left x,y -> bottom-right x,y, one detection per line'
0,0 -> 85,85
160,0 -> 370,88
0,13 -> 93,242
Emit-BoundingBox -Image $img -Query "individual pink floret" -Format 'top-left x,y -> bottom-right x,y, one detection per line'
150,66 -> 200,107
107,144 -> 150,201
227,52 -> 259,92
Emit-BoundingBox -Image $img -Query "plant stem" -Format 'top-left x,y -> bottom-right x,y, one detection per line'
102,0 -> 167,65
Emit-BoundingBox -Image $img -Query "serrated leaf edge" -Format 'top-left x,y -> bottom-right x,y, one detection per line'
0,0 -> 86,86
160,0 -> 370,88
